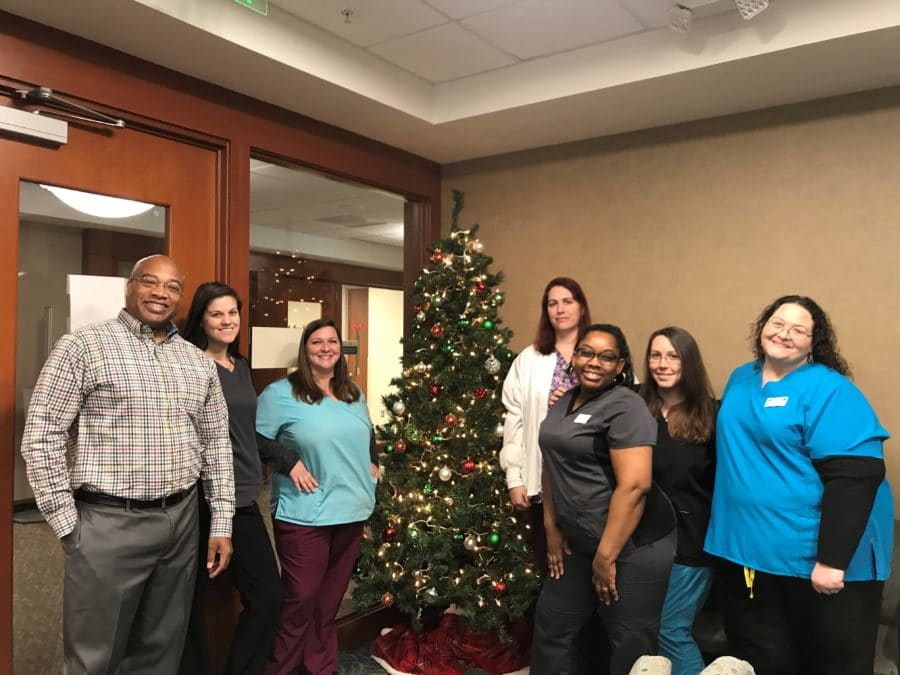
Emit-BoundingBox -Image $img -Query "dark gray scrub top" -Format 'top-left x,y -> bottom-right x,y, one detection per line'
539,385 -> 675,555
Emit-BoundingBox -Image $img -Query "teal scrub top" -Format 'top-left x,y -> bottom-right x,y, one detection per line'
256,378 -> 376,526
705,361 -> 893,581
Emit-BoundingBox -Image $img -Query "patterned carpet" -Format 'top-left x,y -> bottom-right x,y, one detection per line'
12,515 -> 389,675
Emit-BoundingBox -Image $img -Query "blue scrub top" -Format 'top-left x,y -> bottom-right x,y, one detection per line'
256,378 -> 376,527
705,361 -> 893,581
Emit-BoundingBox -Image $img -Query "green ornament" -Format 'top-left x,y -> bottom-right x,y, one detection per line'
408,528 -> 420,539
488,533 -> 501,545
385,443 -> 395,454
452,532 -> 464,541
443,344 -> 454,353
493,292 -> 505,305
432,435 -> 445,444
423,483 -> 434,495
432,295 -> 443,306
458,319 -> 470,327
482,320 -> 494,330
407,427 -> 423,443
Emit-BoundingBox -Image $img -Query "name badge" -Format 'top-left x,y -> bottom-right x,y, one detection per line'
574,413 -> 591,424
764,396 -> 789,408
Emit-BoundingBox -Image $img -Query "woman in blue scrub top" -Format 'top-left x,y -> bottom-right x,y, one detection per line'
705,295 -> 892,675
257,318 -> 379,675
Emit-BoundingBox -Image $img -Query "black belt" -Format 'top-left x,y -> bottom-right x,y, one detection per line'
74,487 -> 193,510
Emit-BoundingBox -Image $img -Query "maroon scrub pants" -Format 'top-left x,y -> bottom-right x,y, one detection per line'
265,519 -> 365,675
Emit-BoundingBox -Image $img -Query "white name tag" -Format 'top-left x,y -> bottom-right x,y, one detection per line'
574,413 -> 591,424
764,396 -> 789,408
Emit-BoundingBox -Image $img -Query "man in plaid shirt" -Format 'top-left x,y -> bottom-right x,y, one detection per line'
22,254 -> 235,674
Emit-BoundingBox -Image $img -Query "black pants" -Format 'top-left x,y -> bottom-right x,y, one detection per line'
531,529 -> 676,675
181,495 -> 282,675
717,559 -> 883,675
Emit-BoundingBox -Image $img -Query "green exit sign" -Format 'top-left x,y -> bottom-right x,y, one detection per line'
234,0 -> 268,15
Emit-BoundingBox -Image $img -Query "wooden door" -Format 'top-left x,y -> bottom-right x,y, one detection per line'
0,120 -> 222,673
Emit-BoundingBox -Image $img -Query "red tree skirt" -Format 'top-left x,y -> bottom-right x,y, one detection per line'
371,613 -> 532,675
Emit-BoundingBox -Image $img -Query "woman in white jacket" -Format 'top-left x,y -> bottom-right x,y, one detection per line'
500,277 -> 591,573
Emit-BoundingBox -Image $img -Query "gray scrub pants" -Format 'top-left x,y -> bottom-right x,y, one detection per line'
531,528 -> 676,675
63,488 -> 199,674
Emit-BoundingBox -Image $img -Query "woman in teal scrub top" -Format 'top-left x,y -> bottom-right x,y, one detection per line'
705,295 -> 892,675
257,318 -> 379,675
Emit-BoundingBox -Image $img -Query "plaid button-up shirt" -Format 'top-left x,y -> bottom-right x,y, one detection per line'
22,309 -> 235,539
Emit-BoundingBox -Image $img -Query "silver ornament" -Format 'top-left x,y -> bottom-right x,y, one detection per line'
414,361 -> 427,372
415,311 -> 426,323
469,239 -> 485,253
494,423 -> 504,438
392,400 -> 406,416
438,466 -> 452,481
485,355 -> 501,375
464,535 -> 478,551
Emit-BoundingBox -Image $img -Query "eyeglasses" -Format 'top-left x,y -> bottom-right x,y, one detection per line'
574,346 -> 621,364
130,274 -> 184,295
766,316 -> 811,340
648,352 -> 681,364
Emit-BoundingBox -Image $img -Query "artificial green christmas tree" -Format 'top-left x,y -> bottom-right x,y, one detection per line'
353,191 -> 541,636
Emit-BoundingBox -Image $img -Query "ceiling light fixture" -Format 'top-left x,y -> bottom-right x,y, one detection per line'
734,0 -> 769,20
40,184 -> 155,219
668,4 -> 693,33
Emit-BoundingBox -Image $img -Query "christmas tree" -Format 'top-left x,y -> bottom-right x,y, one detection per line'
353,191 -> 541,635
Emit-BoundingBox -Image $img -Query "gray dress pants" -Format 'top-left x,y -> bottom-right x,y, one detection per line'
531,528 -> 676,675
63,488 -> 199,674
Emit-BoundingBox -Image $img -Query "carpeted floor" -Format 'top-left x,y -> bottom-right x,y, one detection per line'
12,511 -> 388,675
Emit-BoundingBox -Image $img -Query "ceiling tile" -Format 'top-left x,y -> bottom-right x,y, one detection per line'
274,0 -> 448,47
618,0 -> 672,29
462,0 -> 645,60
370,23 -> 517,83
423,0 -> 524,21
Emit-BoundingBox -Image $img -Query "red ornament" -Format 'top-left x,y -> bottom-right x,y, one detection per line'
382,592 -> 395,606
412,304 -> 422,313
462,459 -> 476,474
444,413 -> 457,427
494,581 -> 507,595
430,385 -> 441,397
475,281 -> 488,295
430,323 -> 444,338
385,526 -> 396,540
474,387 -> 487,399
430,251 -> 444,264
394,439 -> 407,454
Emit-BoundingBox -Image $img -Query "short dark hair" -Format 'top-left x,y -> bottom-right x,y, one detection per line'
639,326 -> 716,443
182,281 -> 243,359
578,323 -> 635,390
534,277 -> 592,354
288,318 -> 361,404
751,295 -> 850,377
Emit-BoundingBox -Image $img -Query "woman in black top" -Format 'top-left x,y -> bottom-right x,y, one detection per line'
180,282 -> 315,675
639,326 -> 717,675
532,324 -> 677,675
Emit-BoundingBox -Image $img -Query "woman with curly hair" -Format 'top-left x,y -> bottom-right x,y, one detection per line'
705,295 -> 893,674
531,324 -> 676,674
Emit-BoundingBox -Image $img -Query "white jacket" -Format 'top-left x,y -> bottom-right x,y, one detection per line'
500,345 -> 558,497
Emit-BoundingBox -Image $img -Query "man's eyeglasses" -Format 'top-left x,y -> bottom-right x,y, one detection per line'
130,275 -> 184,296
766,317 -> 811,340
573,347 -> 621,365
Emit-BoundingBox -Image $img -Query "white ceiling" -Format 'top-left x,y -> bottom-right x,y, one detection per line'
2,0 -> 900,164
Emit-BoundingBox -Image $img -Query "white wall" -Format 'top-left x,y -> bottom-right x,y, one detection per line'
365,287 -> 404,424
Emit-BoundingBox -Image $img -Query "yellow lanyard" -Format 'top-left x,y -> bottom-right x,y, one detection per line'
744,566 -> 756,599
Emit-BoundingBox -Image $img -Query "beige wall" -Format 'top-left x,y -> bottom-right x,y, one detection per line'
443,87 -> 900,499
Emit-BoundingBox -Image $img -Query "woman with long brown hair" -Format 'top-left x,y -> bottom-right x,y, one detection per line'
257,318 -> 379,675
